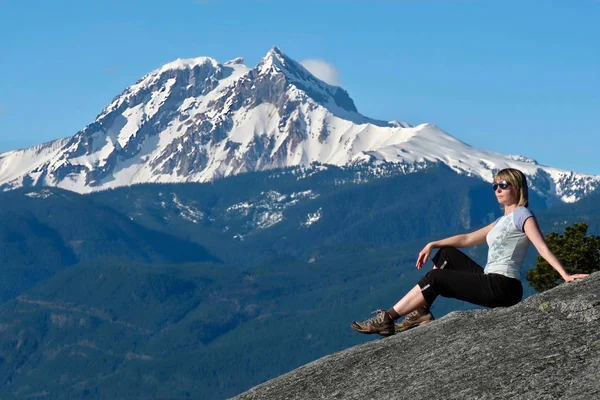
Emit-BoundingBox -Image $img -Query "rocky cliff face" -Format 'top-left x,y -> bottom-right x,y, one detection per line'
233,272 -> 600,400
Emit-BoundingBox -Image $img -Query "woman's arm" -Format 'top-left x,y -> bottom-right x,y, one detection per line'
523,217 -> 589,283
430,222 -> 495,248
416,222 -> 495,268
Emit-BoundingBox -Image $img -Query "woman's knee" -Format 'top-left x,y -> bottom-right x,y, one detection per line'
418,270 -> 443,306
432,246 -> 458,267
424,268 -> 444,283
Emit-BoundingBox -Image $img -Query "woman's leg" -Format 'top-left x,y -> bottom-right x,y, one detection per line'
431,246 -> 484,274
395,247 -> 484,316
390,285 -> 428,316
352,247 -> 494,336
418,269 -> 522,308
351,285 -> 430,336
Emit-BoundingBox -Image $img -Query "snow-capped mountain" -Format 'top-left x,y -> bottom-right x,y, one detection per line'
0,47 -> 598,202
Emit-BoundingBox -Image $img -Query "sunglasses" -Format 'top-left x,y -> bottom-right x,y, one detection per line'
492,180 -> 511,191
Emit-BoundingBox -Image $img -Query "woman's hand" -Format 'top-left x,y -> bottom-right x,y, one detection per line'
563,273 -> 589,283
416,244 -> 433,269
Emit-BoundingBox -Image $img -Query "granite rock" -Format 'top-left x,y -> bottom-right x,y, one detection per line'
233,272 -> 600,400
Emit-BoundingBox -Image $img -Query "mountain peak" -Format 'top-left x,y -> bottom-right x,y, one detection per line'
257,46 -> 295,75
266,46 -> 285,58
127,56 -> 221,95
254,46 -> 359,114
225,56 -> 245,66
1,47 -> 599,201
158,56 -> 219,73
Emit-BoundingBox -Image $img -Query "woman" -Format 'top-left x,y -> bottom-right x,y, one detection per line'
351,168 -> 589,337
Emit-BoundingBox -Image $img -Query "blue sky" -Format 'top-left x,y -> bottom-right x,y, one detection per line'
0,0 -> 598,174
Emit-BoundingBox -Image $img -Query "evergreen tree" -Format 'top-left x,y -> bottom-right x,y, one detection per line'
526,222 -> 600,292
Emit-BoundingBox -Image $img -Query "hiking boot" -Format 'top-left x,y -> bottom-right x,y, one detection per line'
351,310 -> 395,337
394,308 -> 434,332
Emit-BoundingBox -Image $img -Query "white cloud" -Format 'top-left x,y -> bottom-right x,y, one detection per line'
300,59 -> 340,86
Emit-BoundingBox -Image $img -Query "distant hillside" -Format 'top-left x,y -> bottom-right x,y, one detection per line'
0,187 -> 217,302
88,165 -> 551,267
0,167 -> 598,399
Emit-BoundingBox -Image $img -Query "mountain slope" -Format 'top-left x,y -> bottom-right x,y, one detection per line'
0,187 -> 218,302
0,47 -> 597,202
88,165 -> 550,267
0,171 -> 598,399
234,272 -> 600,400
0,248 -> 445,400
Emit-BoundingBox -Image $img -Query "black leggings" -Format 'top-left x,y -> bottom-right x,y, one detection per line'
417,247 -> 523,308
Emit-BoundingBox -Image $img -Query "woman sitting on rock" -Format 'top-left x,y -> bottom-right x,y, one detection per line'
351,167 -> 589,337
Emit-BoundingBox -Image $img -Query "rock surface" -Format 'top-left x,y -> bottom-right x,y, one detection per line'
233,272 -> 600,400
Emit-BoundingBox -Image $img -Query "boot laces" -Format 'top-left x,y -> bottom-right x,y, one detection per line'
362,309 -> 387,325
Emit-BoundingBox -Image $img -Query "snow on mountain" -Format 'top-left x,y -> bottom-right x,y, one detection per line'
226,189 -> 319,235
302,208 -> 323,228
0,46 -> 598,202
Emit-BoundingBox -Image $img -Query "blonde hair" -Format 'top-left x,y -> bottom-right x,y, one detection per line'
495,168 -> 529,207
